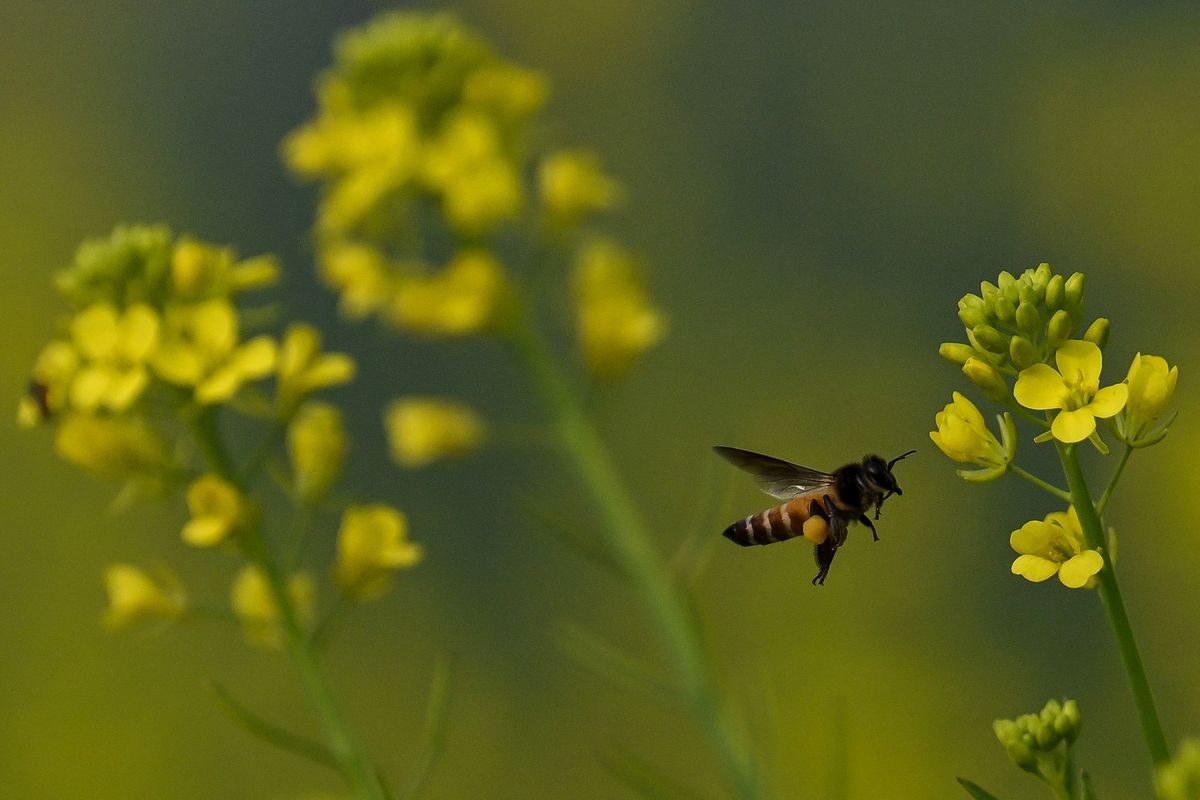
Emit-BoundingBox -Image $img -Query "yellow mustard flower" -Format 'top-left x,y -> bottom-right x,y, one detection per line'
54,413 -> 171,479
181,474 -> 247,547
287,402 -> 346,504
1013,339 -> 1127,444
1118,353 -> 1178,446
1157,738 -> 1200,800
539,150 -> 622,227
319,240 -> 394,320
67,302 -> 160,413
930,392 -> 1015,482
334,505 -> 423,601
230,565 -> 315,650
420,110 -> 522,234
387,250 -> 507,336
1010,506 -> 1103,589
102,564 -> 186,630
572,239 -> 666,379
462,62 -> 549,121
171,238 -> 279,298
384,397 -> 485,467
276,323 -> 356,410
16,341 -> 80,426
152,299 -> 277,405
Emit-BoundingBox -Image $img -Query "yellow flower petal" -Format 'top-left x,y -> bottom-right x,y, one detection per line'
69,366 -> 112,412
1055,340 -> 1102,392
104,366 -> 149,411
1009,520 -> 1052,554
1051,407 -> 1096,443
71,303 -> 120,361
1058,550 -> 1103,588
1014,364 -> 1069,410
1011,554 -> 1059,582
181,516 -> 230,547
1089,383 -> 1128,419
229,336 -> 278,378
302,353 -> 357,390
117,304 -> 160,362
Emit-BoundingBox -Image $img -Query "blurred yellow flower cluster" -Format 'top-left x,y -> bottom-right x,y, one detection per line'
284,11 -> 664,416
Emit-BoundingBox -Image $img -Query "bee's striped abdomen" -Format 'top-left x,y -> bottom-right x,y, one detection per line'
722,501 -> 808,547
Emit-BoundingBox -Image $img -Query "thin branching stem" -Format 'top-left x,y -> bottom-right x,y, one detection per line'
505,299 -> 767,800
1055,442 -> 1169,768
1095,443 -> 1133,518
1008,464 -> 1072,503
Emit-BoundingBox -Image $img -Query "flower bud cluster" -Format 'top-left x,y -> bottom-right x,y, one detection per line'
942,264 -> 1105,401
993,699 -> 1082,788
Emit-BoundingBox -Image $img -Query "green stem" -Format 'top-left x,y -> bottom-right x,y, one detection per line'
190,414 -> 387,800
506,302 -> 766,800
1009,464 -> 1072,502
1055,443 -> 1169,767
1095,443 -> 1133,518
1006,400 -> 1050,429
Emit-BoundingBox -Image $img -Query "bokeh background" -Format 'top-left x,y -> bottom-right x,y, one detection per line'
3,2 -> 1198,797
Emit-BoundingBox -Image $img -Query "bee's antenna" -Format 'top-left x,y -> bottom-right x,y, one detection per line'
888,449 -> 917,469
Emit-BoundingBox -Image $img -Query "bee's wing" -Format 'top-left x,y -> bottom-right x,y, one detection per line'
712,446 -> 836,500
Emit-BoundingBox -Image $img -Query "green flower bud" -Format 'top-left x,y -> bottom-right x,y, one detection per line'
963,357 -> 1009,402
1018,283 -> 1039,307
1004,739 -> 1039,773
972,324 -> 1010,355
1034,262 -> 1052,286
1040,698 -> 1063,720
997,270 -> 1016,292
1045,309 -> 1074,349
994,297 -> 1017,324
1015,302 -> 1041,337
1064,272 -> 1085,309
1009,335 -> 1039,370
993,718 -> 1020,744
1060,700 -> 1081,741
980,280 -> 1000,304
939,342 -> 977,367
958,294 -> 988,329
1083,317 -> 1110,350
1045,274 -> 1065,311
1036,721 -> 1061,750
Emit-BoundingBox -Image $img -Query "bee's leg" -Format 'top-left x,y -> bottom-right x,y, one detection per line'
858,514 -> 879,542
823,496 -> 847,546
812,537 -> 836,585
811,496 -> 846,586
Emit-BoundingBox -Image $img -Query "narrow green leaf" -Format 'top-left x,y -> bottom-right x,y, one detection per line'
957,777 -> 1005,800
211,682 -> 337,770
398,652 -> 457,800
599,745 -> 722,800
556,623 -> 683,706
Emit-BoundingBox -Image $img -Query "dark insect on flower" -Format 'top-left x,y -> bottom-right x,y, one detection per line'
714,447 -> 914,585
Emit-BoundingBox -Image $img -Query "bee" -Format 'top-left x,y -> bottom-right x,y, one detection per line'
714,446 -> 915,585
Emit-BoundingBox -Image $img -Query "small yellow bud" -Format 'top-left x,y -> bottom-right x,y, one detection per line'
539,150 -> 622,227
334,504 -> 423,601
962,358 -> 1009,402
1064,272 -> 1086,309
1083,318 -> 1110,350
1009,336 -> 1039,371
102,564 -> 186,630
1119,353 -> 1178,446
287,402 -> 346,504
971,325 -> 1009,355
231,565 -> 314,650
1045,309 -> 1074,349
181,474 -> 247,547
1045,274 -> 1065,311
938,342 -> 976,367
573,240 -> 666,379
385,397 -> 486,467
1015,302 -> 1041,337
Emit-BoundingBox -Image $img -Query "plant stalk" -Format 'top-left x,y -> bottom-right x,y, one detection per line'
1055,443 -> 1169,766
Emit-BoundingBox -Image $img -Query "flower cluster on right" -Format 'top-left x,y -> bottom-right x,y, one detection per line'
930,264 -> 1177,588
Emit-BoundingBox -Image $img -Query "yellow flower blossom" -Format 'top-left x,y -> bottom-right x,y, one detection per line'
319,241 -> 394,320
287,402 -> 346,504
462,63 -> 549,121
102,564 -> 186,630
572,239 -> 666,379
1157,738 -> 1200,800
1118,353 -> 1178,446
16,341 -> 80,426
1013,339 -> 1127,444
277,323 -> 356,410
384,397 -> 485,467
539,150 -> 622,227
930,392 -> 1015,482
152,299 -> 277,405
54,413 -> 171,479
181,474 -> 247,547
230,565 -> 315,650
1010,506 -> 1103,589
334,505 -> 423,601
67,302 -> 160,413
171,238 -> 279,298
420,110 -> 522,234
387,250 -> 507,336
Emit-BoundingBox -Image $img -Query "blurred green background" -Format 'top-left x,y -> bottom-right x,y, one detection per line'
3,2 -> 1199,797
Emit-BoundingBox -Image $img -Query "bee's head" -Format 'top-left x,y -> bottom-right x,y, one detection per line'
862,450 -> 916,497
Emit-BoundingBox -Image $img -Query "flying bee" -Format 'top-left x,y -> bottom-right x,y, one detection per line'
714,446 -> 915,585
